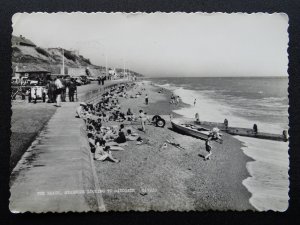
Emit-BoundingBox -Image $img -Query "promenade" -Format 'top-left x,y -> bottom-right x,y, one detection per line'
9,80 -> 126,213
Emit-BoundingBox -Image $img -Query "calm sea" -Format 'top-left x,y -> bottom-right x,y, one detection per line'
147,76 -> 289,211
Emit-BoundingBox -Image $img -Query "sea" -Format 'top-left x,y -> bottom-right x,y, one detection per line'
146,77 -> 289,211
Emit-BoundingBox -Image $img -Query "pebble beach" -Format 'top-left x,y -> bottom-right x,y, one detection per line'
93,80 -> 255,211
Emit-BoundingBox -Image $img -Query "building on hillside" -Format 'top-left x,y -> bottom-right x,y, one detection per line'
12,35 -> 36,47
14,65 -> 50,85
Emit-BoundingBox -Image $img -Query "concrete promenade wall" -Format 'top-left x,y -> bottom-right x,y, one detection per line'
9,80 -> 129,212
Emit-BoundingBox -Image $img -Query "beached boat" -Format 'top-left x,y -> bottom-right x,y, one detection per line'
171,118 -> 211,140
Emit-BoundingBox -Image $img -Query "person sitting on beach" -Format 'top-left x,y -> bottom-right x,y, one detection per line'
92,120 -> 101,132
170,94 -> 175,104
87,124 -> 96,136
126,108 -> 133,119
127,108 -> 133,116
204,139 -> 212,161
102,113 -> 109,122
126,129 -> 139,141
76,102 -> 87,118
114,124 -> 127,144
209,127 -> 222,141
117,112 -> 126,122
103,127 -> 118,141
95,130 -> 104,141
87,133 -> 96,153
94,140 -> 120,163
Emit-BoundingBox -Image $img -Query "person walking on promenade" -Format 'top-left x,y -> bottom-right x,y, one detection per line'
60,77 -> 66,102
68,79 -> 76,102
42,88 -> 46,103
204,139 -> 212,161
97,76 -> 101,85
47,79 -> 55,103
101,76 -> 105,85
33,88 -> 37,104
194,98 -> 197,106
55,76 -> 63,107
26,89 -> 31,103
45,81 -> 51,103
145,94 -> 149,105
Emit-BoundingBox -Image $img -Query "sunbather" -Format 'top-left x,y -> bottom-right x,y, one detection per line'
126,129 -> 139,141
114,124 -> 127,143
88,133 -> 96,153
94,140 -> 120,163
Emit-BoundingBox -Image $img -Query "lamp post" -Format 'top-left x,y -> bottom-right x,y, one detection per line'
95,42 -> 108,79
123,59 -> 126,78
74,40 -> 108,78
61,49 -> 65,75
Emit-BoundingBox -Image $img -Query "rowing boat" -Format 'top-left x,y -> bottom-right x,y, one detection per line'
171,118 -> 211,140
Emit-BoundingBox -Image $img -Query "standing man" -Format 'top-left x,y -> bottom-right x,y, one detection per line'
60,76 -> 66,102
33,88 -> 37,104
26,89 -> 31,103
68,78 -> 76,102
55,76 -> 63,107
194,98 -> 197,107
51,79 -> 57,103
139,110 -> 146,132
97,76 -> 101,85
42,88 -> 46,103
145,94 -> 149,105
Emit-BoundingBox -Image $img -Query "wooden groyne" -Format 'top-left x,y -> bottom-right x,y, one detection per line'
192,119 -> 288,142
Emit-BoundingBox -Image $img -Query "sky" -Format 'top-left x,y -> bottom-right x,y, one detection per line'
12,12 -> 289,77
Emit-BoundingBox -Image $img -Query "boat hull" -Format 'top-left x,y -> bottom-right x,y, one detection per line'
171,119 -> 210,140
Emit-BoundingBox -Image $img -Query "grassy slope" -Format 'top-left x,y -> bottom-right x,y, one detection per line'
10,102 -> 57,171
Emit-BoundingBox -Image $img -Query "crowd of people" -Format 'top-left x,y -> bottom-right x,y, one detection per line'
97,75 -> 107,86
26,75 -> 77,106
73,81 -> 220,162
76,83 -> 151,163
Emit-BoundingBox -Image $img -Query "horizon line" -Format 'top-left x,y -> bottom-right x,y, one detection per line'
143,75 -> 288,78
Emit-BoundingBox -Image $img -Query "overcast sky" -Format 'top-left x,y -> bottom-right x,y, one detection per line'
12,12 -> 289,77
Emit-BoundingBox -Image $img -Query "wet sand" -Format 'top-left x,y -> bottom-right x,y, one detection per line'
94,81 -> 255,211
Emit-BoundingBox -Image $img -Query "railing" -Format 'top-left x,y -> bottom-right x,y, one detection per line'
82,82 -> 129,104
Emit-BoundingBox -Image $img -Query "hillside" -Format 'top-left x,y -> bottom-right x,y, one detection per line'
12,35 -> 103,72
11,35 -> 143,77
